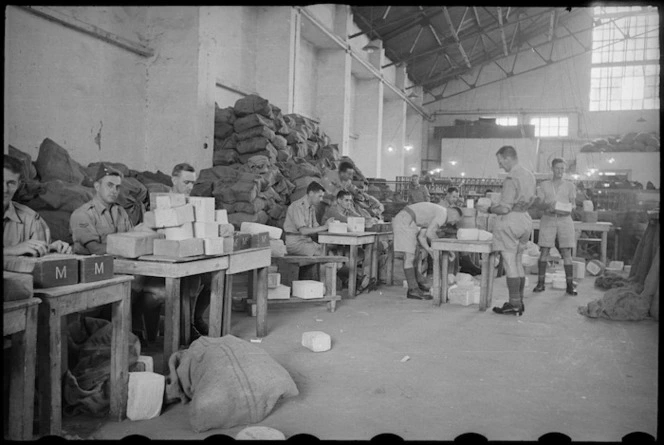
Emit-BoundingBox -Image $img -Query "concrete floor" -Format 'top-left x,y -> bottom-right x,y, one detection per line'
62,275 -> 658,441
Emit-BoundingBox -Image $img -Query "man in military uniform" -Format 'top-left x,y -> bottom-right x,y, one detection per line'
70,163 -> 133,254
170,162 -> 196,195
477,146 -> 536,316
4,154 -> 71,255
533,158 -> 577,295
284,181 -> 333,256
407,174 -> 430,204
323,190 -> 376,228
392,202 -> 462,300
439,187 -> 460,208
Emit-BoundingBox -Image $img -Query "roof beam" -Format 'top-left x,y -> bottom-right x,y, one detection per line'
383,7 -> 557,69
381,6 -> 391,20
457,7 -> 469,35
443,7 -> 472,68
496,7 -> 510,56
381,9 -> 444,42
509,21 -> 520,52
548,10 -> 557,41
472,7 -> 482,27
409,26 -> 425,54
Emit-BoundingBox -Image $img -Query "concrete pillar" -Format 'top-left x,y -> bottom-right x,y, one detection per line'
405,106 -> 424,177
145,7 -> 211,173
381,98 -> 407,180
353,78 -> 383,178
255,7 -> 298,113
316,49 -> 351,155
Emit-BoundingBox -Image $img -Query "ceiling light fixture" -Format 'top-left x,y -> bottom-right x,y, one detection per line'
404,144 -> 413,151
387,145 -> 394,152
449,161 -> 457,166
608,158 -> 615,164
410,167 -> 417,172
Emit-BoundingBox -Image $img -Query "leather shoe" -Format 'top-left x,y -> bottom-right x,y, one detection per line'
492,302 -> 524,316
407,288 -> 432,300
566,285 -> 578,296
418,282 -> 431,292
533,283 -> 546,292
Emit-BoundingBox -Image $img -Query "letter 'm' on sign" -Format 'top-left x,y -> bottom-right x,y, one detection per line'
95,262 -> 104,274
55,266 -> 67,279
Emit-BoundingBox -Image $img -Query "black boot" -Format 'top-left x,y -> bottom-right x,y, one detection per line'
405,268 -> 432,300
493,277 -> 523,316
414,268 -> 431,292
492,302 -> 524,315
533,261 -> 547,292
564,264 -> 577,296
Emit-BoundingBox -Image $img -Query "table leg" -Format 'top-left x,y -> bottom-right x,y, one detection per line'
181,278 -> 192,346
487,252 -> 496,309
222,274 -> 233,336
38,309 -> 62,436
386,239 -> 394,286
479,253 -> 491,311
371,238 -> 379,283
363,242 -> 374,283
163,277 -> 181,373
614,229 -> 619,261
256,267 -> 268,338
601,231 -> 608,265
208,269 -> 225,337
573,229 -> 580,258
110,280 -> 130,422
9,304 -> 37,440
432,250 -> 441,306
348,245 -> 358,298
441,252 -> 449,304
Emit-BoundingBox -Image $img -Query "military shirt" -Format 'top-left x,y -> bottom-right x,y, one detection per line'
283,196 -> 319,234
499,164 -> 536,212
537,180 -> 576,216
3,201 -> 51,247
70,196 -> 133,254
407,184 -> 430,204
323,202 -> 363,224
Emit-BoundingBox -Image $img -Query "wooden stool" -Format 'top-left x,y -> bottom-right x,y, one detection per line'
4,297 -> 41,440
247,255 -> 347,314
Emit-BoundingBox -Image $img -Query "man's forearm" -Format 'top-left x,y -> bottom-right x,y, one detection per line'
85,241 -> 107,254
299,226 -> 325,236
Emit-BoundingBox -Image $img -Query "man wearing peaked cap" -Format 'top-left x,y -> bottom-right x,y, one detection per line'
70,163 -> 133,255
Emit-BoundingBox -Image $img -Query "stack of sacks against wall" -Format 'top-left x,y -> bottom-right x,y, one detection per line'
148,193 -> 202,257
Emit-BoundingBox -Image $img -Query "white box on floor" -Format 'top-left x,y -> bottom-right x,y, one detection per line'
302,331 -> 331,352
448,285 -> 473,306
292,280 -> 325,299
193,222 -> 220,239
136,355 -> 154,372
267,284 -> 290,300
187,197 -> 216,222
126,372 -> 164,421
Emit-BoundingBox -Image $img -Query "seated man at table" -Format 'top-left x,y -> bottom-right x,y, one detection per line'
392,202 -> 462,300
170,162 -> 196,195
284,181 -> 333,256
4,154 -> 72,256
439,187 -> 460,209
532,158 -> 577,296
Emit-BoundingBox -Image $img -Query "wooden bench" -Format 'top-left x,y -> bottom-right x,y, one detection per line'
247,255 -> 347,314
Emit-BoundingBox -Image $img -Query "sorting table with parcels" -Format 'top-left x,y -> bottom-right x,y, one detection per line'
430,238 -> 499,311
530,220 -> 613,265
113,254 -> 229,371
33,275 -> 133,436
4,297 -> 41,440
318,232 -> 377,298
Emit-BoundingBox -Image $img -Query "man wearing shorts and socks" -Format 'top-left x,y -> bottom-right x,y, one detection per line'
477,146 -> 536,316
533,158 -> 577,295
392,202 -> 462,300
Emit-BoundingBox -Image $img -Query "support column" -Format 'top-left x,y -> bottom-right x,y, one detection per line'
353,78 -> 383,178
381,98 -> 407,180
255,7 -> 298,113
316,49 -> 351,155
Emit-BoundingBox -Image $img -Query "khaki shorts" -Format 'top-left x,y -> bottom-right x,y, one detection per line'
538,214 -> 576,248
285,235 -> 323,256
392,211 -> 420,255
492,212 -> 532,252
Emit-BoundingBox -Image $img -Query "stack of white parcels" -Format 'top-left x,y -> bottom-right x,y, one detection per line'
268,284 -> 290,300
144,193 -> 203,257
188,197 -> 226,255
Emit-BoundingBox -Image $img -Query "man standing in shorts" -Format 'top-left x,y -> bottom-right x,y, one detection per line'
533,158 -> 577,295
477,146 -> 536,315
392,202 -> 462,300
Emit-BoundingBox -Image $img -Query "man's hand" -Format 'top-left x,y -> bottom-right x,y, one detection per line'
49,240 -> 72,254
5,240 -> 49,257
324,217 -> 336,229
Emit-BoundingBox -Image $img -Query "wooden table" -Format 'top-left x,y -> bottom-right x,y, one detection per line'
431,239 -> 498,311
530,220 -> 613,264
224,247 -> 271,337
4,297 -> 41,440
113,254 -> 229,371
33,276 -> 133,436
372,231 -> 394,286
318,232 -> 377,298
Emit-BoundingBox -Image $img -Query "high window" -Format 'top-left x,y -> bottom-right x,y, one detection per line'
529,116 -> 569,137
590,6 -> 659,111
495,116 -> 518,126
